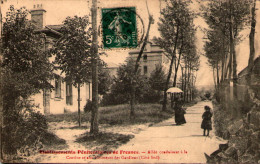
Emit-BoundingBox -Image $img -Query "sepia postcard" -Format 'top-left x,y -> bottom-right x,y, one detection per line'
0,0 -> 259,163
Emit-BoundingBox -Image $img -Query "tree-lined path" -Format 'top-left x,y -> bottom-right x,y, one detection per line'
92,101 -> 226,163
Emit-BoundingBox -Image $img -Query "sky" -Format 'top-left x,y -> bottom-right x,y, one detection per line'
2,0 -> 260,87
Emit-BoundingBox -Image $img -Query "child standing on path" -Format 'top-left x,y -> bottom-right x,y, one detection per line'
201,106 -> 213,136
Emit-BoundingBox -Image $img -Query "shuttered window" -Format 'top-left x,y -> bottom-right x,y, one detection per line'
66,82 -> 73,105
55,77 -> 62,98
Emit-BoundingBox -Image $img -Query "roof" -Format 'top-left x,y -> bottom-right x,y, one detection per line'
238,56 -> 260,77
45,25 -> 63,32
129,42 -> 164,54
34,24 -> 63,38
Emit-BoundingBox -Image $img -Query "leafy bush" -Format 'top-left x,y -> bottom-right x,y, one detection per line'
212,103 -> 231,139
2,99 -> 65,159
140,88 -> 161,104
101,92 -> 128,106
1,6 -> 65,160
84,100 -> 93,113
2,100 -> 46,154
101,61 -> 165,106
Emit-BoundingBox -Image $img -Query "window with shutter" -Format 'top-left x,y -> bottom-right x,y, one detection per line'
66,82 -> 73,105
55,77 -> 61,98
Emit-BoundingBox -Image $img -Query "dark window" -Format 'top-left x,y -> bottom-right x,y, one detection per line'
66,82 -> 73,105
55,77 -> 61,98
143,54 -> 147,61
144,66 -> 148,74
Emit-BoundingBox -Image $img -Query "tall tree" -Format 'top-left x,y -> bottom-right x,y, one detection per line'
149,64 -> 167,92
2,6 -> 53,102
130,1 -> 154,119
0,1 -> 3,160
181,44 -> 199,102
53,16 -> 92,127
109,59 -> 146,105
173,17 -> 196,88
203,0 -> 251,113
154,0 -> 194,111
98,66 -> 112,95
1,6 -> 53,155
247,0 -> 256,85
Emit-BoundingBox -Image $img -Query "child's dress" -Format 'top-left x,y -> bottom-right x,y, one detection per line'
201,110 -> 213,130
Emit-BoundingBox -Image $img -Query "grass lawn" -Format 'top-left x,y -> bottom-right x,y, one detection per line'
42,102 -> 195,160
44,103 -> 174,159
46,103 -> 174,125
76,132 -> 134,159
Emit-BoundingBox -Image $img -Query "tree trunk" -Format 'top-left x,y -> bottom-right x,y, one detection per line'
130,10 -> 153,119
77,83 -> 81,127
221,40 -> 225,83
90,0 -> 99,134
0,5 -> 2,37
181,66 -> 184,91
247,0 -> 256,85
130,80 -> 136,120
173,48 -> 182,87
162,25 -> 180,111
221,8 -> 227,83
190,72 -> 193,101
186,62 -> 191,102
232,48 -> 237,98
0,6 -> 3,160
189,73 -> 192,102
184,62 -> 187,102
181,66 -> 184,101
221,58 -> 224,83
171,59 -> 177,108
216,62 -> 220,86
189,66 -> 192,102
213,66 -> 217,90
216,61 -> 220,102
216,63 -> 221,102
162,53 -> 175,111
90,56 -> 99,134
229,0 -> 235,117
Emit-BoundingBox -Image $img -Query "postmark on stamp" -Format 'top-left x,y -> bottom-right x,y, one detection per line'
102,7 -> 138,49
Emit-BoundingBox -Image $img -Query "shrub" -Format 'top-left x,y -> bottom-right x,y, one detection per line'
2,99 -> 65,159
101,92 -> 129,106
84,100 -> 93,113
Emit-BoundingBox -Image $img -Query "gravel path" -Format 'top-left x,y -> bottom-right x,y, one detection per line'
91,101 -> 227,163
31,101 -> 226,163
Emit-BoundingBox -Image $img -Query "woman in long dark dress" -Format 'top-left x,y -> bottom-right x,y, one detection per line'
174,102 -> 186,125
201,106 -> 213,136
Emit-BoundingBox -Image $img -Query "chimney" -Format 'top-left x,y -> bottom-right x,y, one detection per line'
30,4 -> 46,29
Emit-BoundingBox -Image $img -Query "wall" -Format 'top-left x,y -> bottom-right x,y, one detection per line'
128,42 -> 170,77
129,53 -> 163,76
31,80 -> 92,115
209,58 -> 260,163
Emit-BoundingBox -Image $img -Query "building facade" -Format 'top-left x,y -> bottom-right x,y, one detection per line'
128,42 -> 171,77
30,4 -> 92,115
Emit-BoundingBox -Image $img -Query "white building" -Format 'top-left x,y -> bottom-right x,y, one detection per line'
30,5 -> 92,115
128,42 -> 171,77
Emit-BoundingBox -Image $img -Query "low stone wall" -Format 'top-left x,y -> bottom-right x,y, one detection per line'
208,88 -> 260,163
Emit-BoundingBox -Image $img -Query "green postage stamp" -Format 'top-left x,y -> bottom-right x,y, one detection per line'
102,7 -> 138,49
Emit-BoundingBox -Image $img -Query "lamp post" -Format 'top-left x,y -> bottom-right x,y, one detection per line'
90,0 -> 99,134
